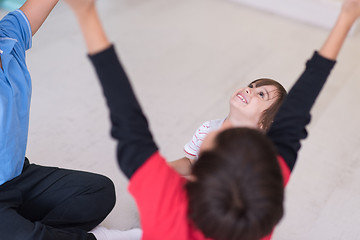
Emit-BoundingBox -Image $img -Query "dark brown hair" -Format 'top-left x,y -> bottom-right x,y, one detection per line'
186,128 -> 284,240
249,78 -> 287,132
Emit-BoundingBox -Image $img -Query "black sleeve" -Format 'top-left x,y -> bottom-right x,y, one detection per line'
88,45 -> 158,179
267,51 -> 336,171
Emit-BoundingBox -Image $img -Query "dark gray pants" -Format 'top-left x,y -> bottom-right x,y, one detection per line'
0,158 -> 116,240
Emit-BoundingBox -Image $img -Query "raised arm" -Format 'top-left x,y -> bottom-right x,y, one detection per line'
64,0 -> 158,179
319,0 -> 360,60
63,0 -> 110,54
19,0 -> 59,36
267,0 -> 360,171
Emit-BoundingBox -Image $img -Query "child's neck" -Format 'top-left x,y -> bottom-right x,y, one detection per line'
224,115 -> 259,130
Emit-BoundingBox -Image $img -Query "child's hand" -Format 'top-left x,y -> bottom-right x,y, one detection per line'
342,0 -> 360,21
63,0 -> 95,16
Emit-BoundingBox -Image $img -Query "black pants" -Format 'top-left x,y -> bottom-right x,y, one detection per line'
0,158 -> 116,240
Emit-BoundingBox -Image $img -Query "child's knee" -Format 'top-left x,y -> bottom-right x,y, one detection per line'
97,175 -> 116,209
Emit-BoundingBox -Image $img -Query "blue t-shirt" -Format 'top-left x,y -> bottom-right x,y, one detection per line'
0,10 -> 32,185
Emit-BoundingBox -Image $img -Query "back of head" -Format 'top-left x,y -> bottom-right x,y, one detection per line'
185,128 -> 284,240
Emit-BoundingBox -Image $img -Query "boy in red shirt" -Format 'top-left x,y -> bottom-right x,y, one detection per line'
65,0 -> 360,239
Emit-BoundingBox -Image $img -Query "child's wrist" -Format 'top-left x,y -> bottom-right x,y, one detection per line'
340,5 -> 360,24
335,11 -> 357,32
73,4 -> 97,20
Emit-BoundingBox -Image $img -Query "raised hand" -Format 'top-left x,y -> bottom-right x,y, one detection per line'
342,0 -> 360,21
319,0 -> 360,60
63,0 -> 95,16
62,0 -> 110,54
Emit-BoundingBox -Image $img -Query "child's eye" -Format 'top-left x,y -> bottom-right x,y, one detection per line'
258,91 -> 265,98
248,84 -> 254,88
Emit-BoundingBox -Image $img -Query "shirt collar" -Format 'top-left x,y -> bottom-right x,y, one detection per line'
0,37 -> 17,55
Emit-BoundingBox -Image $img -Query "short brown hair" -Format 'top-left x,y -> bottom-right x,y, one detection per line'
249,78 -> 287,131
186,128 -> 284,240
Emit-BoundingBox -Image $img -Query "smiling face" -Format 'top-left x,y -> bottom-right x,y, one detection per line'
228,82 -> 280,129
200,79 -> 286,155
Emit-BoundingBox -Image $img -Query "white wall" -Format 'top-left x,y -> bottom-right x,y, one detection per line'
231,0 -> 358,33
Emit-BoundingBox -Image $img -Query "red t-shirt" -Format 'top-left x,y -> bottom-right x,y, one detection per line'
129,151 -> 290,240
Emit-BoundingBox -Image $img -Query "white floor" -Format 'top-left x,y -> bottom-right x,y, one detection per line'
6,0 -> 360,239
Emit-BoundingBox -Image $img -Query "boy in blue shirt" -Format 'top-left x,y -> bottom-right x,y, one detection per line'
0,1 -> 116,239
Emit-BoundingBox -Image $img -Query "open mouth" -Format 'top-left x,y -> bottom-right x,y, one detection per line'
236,93 -> 248,104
